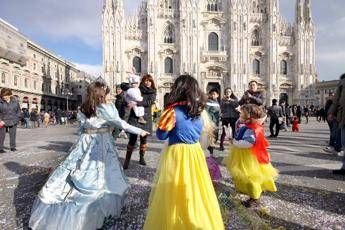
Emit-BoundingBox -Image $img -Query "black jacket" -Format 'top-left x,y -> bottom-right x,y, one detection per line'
0,98 -> 22,126
128,85 -> 157,133
115,92 -> 127,119
239,90 -> 265,106
220,97 -> 239,120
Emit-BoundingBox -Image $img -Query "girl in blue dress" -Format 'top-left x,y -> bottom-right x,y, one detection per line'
29,82 -> 149,230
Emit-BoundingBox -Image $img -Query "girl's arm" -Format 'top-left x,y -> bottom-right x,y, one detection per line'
233,128 -> 256,148
97,104 -> 143,135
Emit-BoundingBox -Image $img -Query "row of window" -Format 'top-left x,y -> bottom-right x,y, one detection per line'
131,58 -> 288,75
133,57 -> 174,74
253,60 -> 288,75
164,30 -> 261,52
1,72 -> 37,89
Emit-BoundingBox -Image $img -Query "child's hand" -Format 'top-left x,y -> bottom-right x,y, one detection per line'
229,138 -> 234,144
140,131 -> 150,137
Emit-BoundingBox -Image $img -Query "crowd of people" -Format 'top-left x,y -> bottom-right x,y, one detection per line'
0,69 -> 343,229
21,109 -> 77,128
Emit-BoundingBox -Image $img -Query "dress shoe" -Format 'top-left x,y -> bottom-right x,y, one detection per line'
332,169 -> 345,175
10,148 -> 17,152
0,149 -> 5,153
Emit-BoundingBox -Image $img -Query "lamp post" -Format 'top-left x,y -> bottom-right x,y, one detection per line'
63,89 -> 72,125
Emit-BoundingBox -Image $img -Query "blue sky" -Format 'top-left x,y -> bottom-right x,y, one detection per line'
0,0 -> 344,80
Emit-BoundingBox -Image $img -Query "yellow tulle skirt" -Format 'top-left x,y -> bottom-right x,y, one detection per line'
223,145 -> 278,200
144,142 -> 224,230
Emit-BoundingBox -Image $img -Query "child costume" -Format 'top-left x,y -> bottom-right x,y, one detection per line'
125,74 -> 144,118
144,103 -> 224,230
224,122 -> 278,200
29,103 -> 143,230
292,118 -> 300,132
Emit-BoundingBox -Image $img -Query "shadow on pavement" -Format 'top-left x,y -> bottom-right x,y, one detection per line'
3,161 -> 51,229
37,141 -> 74,152
267,182 -> 345,215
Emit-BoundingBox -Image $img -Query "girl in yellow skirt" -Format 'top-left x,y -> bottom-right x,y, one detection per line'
144,75 -> 224,230
224,104 -> 278,208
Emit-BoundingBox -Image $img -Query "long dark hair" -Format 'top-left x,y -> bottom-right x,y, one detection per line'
81,82 -> 110,118
167,75 -> 206,118
140,74 -> 156,90
224,87 -> 237,100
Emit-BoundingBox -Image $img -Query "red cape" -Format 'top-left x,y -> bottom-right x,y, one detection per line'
246,122 -> 270,164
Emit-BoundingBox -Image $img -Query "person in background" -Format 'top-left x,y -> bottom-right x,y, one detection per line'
219,88 -> 239,151
30,109 -> 38,128
239,80 -> 265,106
328,74 -> 345,175
206,88 -> 221,155
23,108 -> 31,128
268,99 -> 283,138
0,88 -> 22,153
113,84 -> 128,139
124,74 -> 157,169
304,106 -> 310,124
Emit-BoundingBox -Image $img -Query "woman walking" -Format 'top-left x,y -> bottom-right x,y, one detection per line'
123,74 -> 157,169
220,87 -> 239,150
144,75 -> 224,229
29,82 -> 148,230
0,88 -> 22,153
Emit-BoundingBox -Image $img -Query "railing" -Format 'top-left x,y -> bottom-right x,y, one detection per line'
201,50 -> 227,63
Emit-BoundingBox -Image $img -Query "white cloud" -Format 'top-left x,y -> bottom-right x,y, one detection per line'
74,63 -> 102,78
0,0 -> 103,48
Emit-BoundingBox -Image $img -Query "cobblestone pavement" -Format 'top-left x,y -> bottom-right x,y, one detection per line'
0,120 -> 344,229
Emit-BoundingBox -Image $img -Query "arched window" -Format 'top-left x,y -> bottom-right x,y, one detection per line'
208,32 -> 219,51
132,56 -> 142,73
207,0 -> 220,11
253,59 -> 260,74
251,29 -> 260,46
281,60 -> 288,75
164,57 -> 173,74
164,24 -> 174,43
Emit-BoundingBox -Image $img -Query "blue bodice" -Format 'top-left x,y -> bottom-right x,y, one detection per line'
156,106 -> 203,145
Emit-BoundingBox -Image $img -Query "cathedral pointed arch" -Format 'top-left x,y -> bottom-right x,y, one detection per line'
163,23 -> 174,43
251,28 -> 261,46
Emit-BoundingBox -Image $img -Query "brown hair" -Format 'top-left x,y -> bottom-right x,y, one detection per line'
240,104 -> 266,123
168,75 -> 206,118
80,82 -> 109,118
1,88 -> 12,97
140,74 -> 156,90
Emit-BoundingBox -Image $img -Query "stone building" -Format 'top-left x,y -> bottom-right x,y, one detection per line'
102,0 -> 317,107
0,18 -> 93,112
315,80 -> 339,107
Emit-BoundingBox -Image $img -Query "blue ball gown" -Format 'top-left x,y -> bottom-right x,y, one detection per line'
29,103 -> 143,230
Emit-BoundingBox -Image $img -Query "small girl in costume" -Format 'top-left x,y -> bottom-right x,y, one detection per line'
144,75 -> 224,229
224,104 -> 278,208
292,116 -> 300,132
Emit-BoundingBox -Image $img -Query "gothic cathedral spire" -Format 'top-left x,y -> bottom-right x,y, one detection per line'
304,0 -> 312,23
102,0 -> 124,91
295,0 -> 303,24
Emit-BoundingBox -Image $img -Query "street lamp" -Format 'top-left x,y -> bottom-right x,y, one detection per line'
64,88 -> 72,125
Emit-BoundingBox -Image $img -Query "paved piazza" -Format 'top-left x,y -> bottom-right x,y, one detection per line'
0,120 -> 344,229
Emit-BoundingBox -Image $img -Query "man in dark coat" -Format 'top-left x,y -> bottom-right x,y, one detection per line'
328,74 -> 345,175
0,88 -> 22,153
268,99 -> 283,138
239,80 -> 265,106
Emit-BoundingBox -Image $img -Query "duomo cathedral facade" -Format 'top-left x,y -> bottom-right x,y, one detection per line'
102,0 -> 317,106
